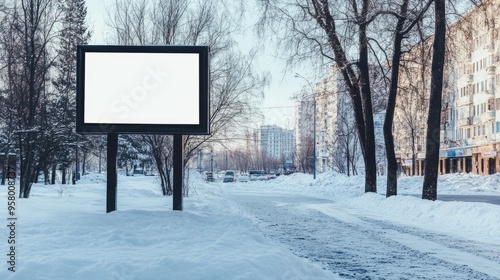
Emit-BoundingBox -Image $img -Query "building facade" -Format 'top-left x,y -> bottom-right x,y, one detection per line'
295,67 -> 362,174
258,125 -> 295,167
396,0 -> 500,176
295,99 -> 314,172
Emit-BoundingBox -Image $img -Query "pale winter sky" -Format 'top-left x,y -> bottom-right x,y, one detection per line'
84,0 -> 318,131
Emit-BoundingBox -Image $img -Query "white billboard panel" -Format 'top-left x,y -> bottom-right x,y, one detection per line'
76,45 -> 209,134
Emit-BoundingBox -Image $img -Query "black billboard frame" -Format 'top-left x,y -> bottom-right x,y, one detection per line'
76,45 -> 210,213
76,45 -> 210,135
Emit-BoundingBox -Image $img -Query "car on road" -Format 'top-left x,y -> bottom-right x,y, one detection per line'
237,175 -> 249,182
205,171 -> 214,182
249,170 -> 267,181
223,170 -> 236,183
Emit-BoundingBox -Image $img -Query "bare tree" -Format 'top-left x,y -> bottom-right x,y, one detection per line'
106,0 -> 265,196
396,31 -> 433,177
258,0 -> 417,192
0,4 -> 19,186
142,135 -> 173,196
0,0 -> 60,198
377,0 -> 434,197
295,135 -> 314,174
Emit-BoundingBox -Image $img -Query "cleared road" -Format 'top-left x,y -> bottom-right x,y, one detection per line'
228,191 -> 500,279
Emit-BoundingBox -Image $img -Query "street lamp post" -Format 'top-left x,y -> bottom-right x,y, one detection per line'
313,100 -> 316,179
294,73 -> 316,179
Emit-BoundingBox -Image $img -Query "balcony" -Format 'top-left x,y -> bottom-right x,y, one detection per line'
480,111 -> 495,122
487,65 -> 496,74
457,94 -> 473,106
458,117 -> 473,126
466,138 -> 476,146
484,89 -> 495,96
474,135 -> 489,145
466,52 -> 472,61
467,74 -> 474,83
487,43 -> 496,52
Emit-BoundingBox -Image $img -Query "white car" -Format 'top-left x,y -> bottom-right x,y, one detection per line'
237,175 -> 249,182
249,170 -> 267,181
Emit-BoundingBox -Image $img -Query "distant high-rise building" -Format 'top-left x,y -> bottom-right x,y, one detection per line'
258,125 -> 295,165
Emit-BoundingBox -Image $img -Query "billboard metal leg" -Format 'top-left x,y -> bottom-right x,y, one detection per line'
173,134 -> 183,211
107,133 -> 118,213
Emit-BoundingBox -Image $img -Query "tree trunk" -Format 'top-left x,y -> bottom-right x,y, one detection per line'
1,150 -> 9,185
154,155 -> 167,196
43,166 -> 49,185
358,0 -> 377,193
384,1 -> 409,197
61,168 -> 67,185
346,140 -> 350,176
422,0 -> 446,200
82,149 -> 86,176
411,127 -> 416,176
51,164 -> 56,184
165,156 -> 173,196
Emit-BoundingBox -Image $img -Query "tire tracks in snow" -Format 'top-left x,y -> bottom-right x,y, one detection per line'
230,192 -> 500,279
305,203 -> 500,279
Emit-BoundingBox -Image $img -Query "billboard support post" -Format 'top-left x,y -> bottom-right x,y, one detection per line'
173,134 -> 183,211
106,133 -> 118,213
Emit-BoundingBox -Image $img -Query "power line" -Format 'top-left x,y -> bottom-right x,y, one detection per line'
257,105 -> 295,109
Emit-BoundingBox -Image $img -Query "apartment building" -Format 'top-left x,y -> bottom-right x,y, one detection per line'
294,99 -> 314,171
396,0 -> 500,176
315,67 -> 348,173
258,125 -> 295,165
295,67 -> 361,174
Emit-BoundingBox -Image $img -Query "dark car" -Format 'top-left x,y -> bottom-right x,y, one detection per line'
205,172 -> 214,182
223,170 -> 236,183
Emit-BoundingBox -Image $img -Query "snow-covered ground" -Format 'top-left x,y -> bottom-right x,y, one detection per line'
0,171 -> 499,279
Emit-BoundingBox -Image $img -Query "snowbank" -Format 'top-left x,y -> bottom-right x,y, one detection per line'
0,173 -> 338,280
1,171 -> 499,279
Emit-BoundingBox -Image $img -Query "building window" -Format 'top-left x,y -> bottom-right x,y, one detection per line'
488,99 -> 495,110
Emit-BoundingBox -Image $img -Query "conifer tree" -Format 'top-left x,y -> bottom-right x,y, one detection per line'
52,0 -> 91,182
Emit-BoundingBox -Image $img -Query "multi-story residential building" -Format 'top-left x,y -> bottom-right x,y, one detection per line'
314,67 -> 347,173
295,99 -> 314,172
295,67 -> 363,174
258,125 -> 295,166
396,0 -> 500,176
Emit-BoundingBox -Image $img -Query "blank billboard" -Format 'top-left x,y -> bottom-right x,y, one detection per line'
76,45 -> 209,134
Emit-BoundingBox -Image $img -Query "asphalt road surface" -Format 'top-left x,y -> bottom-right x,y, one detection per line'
228,191 -> 500,279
